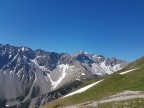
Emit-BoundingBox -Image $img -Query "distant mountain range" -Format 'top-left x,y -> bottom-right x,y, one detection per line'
0,44 -> 128,107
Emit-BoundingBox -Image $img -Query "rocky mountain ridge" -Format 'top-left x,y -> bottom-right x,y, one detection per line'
0,44 -> 128,107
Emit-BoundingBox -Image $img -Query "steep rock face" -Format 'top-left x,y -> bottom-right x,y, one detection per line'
31,50 -> 93,91
0,45 -> 93,106
73,51 -> 129,75
0,45 -> 36,101
0,44 -> 128,107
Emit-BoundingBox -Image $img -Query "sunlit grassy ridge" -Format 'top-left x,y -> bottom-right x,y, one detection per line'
42,57 -> 144,108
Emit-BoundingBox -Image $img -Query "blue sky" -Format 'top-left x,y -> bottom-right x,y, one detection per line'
0,0 -> 144,61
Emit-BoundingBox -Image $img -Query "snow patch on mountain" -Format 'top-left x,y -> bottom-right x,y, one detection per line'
16,68 -> 23,77
100,62 -> 113,74
90,62 -> 122,75
21,47 -> 28,51
9,54 -> 12,58
82,73 -> 85,76
22,47 -> 25,51
48,64 -> 74,89
119,68 -> 140,75
63,80 -> 104,98
30,56 -> 51,72
113,64 -> 122,71
23,73 -> 37,102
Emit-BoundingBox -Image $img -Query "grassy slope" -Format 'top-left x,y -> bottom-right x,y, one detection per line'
42,57 -> 144,108
97,98 -> 144,108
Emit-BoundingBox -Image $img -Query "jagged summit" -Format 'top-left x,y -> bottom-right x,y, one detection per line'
73,51 -> 128,75
79,50 -> 88,54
